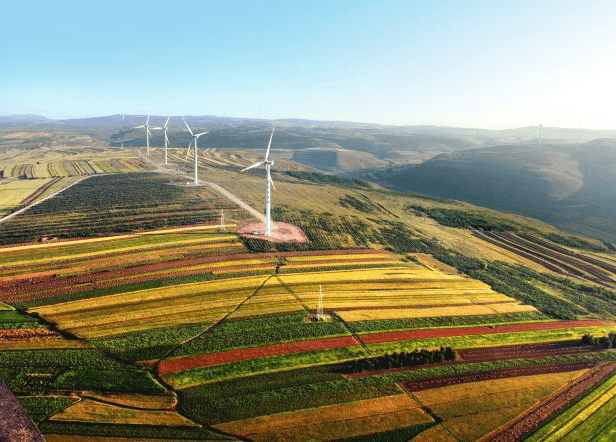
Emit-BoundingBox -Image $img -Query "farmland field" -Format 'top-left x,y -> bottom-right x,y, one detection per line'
2,144 -> 616,440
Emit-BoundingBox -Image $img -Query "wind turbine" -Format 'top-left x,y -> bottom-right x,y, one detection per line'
241,128 -> 276,236
152,115 -> 171,164
134,115 -> 153,155
539,124 -> 543,145
183,118 -> 208,185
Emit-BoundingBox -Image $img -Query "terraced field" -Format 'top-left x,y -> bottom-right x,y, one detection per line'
0,147 -> 152,179
2,144 -> 616,440
0,147 -> 157,220
1,221 -> 614,440
474,231 -> 616,287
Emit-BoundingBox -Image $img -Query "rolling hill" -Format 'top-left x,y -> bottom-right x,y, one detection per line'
366,141 -> 616,243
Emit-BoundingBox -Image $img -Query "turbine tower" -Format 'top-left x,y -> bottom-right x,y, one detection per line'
152,115 -> 171,164
240,128 -> 276,236
183,118 -> 208,185
539,124 -> 543,145
134,115 -> 154,156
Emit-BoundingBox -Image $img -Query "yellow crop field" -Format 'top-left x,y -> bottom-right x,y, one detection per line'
0,235 -> 241,269
139,224 -> 237,235
0,233 -> 140,254
229,291 -> 306,319
338,303 -> 536,322
40,295 -> 254,338
82,393 -> 177,410
282,260 -> 399,270
50,398 -> 199,426
29,255 -> 534,337
412,370 -> 587,441
0,178 -> 53,211
414,370 -> 586,406
278,267 -> 456,284
284,253 -> 395,262
215,394 -> 433,441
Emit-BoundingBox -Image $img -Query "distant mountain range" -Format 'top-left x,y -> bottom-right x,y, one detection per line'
3,113 -> 616,241
0,114 -> 49,124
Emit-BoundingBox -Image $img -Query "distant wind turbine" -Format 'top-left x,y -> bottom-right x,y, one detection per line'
240,128 -> 276,236
183,118 -> 208,185
539,124 -> 543,145
134,115 -> 154,156
152,115 -> 171,164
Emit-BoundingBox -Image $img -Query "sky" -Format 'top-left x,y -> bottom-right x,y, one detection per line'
1,0 -> 615,130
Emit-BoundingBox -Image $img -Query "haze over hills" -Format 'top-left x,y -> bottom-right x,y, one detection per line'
3,114 -> 616,242
364,141 -> 616,243
4,114 -> 616,168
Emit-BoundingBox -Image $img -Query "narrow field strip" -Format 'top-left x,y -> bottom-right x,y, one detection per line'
483,362 -> 616,441
0,235 -> 239,269
337,303 -> 536,322
49,398 -> 199,427
527,371 -> 616,441
360,320 -> 612,343
159,335 -> 360,374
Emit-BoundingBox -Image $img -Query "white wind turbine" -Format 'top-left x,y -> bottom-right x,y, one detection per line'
134,115 -> 154,156
152,115 -> 171,164
183,118 -> 208,185
241,128 -> 276,236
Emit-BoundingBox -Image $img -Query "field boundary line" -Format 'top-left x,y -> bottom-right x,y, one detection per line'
155,274 -> 275,366
396,383 -> 460,441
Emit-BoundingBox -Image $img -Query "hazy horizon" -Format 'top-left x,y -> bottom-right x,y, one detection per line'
2,0 -> 615,130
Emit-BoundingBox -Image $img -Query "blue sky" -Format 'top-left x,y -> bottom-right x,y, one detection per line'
2,0 -> 615,129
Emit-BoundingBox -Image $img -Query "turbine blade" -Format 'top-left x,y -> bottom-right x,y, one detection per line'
240,161 -> 265,172
164,115 -> 171,128
165,133 -> 170,145
270,176 -> 276,191
150,126 -> 162,130
196,131 -> 208,137
183,118 -> 193,135
265,127 -> 275,160
146,114 -> 150,125
134,125 -> 144,129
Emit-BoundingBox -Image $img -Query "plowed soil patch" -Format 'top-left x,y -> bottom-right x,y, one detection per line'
159,335 -> 359,374
360,320 -> 609,344
402,361 -> 598,392
458,340 -> 600,362
484,362 -> 616,442
239,222 -> 308,243
0,328 -> 61,341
